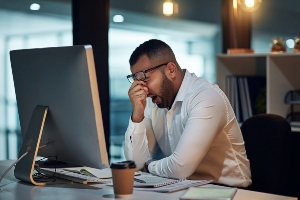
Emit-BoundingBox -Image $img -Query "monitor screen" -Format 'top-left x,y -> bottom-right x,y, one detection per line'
10,45 -> 109,169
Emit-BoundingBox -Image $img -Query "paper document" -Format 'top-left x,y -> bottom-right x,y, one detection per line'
64,167 -> 112,178
63,167 -> 140,179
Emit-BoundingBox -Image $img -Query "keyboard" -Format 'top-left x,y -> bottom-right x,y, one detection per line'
39,168 -> 111,184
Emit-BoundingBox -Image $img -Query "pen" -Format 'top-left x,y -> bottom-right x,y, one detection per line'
134,178 -> 146,183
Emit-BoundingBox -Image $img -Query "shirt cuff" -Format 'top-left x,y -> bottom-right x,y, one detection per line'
128,117 -> 147,135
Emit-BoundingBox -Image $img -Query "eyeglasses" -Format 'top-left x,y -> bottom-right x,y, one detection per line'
126,62 -> 169,83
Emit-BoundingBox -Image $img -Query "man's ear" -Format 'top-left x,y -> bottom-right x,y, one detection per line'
166,62 -> 177,79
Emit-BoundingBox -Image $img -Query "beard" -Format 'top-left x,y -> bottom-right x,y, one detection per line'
156,71 -> 175,109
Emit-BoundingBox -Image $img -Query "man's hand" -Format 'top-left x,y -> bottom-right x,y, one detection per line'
128,81 -> 148,123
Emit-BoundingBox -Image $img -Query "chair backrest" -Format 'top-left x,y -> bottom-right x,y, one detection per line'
240,113 -> 292,196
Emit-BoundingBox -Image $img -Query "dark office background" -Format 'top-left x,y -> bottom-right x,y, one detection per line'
0,0 -> 300,164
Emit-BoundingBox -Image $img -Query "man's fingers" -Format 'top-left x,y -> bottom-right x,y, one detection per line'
133,90 -> 147,98
129,84 -> 148,96
130,80 -> 147,89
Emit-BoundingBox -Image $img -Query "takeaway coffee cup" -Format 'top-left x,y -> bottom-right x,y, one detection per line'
110,160 -> 136,198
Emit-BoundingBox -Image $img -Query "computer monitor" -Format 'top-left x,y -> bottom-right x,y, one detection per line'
10,45 -> 109,175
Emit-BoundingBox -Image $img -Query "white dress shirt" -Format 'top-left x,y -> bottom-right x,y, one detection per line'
124,70 -> 252,187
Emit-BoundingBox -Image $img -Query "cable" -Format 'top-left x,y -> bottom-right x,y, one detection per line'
38,141 -> 53,149
0,151 -> 28,184
0,142 -> 51,185
33,156 -> 58,182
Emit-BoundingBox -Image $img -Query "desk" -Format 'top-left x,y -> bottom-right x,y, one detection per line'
0,160 -> 297,200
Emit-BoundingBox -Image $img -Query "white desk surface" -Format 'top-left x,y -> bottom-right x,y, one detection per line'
0,160 -> 297,200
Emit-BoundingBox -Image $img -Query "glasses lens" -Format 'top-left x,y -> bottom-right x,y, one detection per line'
135,72 -> 146,81
127,76 -> 134,83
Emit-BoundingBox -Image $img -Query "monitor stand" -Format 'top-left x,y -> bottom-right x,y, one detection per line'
14,105 -> 48,186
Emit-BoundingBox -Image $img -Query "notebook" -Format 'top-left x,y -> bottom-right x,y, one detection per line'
134,179 -> 212,193
133,173 -> 187,187
180,187 -> 237,200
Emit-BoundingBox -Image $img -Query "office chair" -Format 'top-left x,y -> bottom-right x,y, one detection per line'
240,113 -> 292,196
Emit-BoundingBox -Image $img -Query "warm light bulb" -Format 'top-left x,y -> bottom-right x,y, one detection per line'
233,0 -> 238,9
245,0 -> 255,8
238,0 -> 262,12
163,2 -> 173,16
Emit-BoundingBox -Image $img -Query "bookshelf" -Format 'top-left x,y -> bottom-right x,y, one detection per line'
216,53 -> 300,132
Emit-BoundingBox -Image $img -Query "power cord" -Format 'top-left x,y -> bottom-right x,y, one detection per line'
0,151 -> 29,184
0,142 -> 51,185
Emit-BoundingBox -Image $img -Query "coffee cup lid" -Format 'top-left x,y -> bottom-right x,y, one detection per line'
110,160 -> 136,169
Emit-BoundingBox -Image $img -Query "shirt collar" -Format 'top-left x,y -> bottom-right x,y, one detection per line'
174,69 -> 193,102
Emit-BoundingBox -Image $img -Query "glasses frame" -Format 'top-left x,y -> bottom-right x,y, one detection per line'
126,62 -> 169,83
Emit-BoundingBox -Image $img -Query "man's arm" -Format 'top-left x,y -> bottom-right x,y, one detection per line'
125,79 -> 158,169
147,89 -> 229,178
124,113 -> 158,170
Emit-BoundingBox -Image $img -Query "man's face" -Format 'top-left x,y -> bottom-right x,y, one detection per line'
156,71 -> 175,108
131,55 -> 175,108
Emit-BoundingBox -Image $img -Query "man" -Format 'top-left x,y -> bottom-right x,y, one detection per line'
124,39 -> 252,187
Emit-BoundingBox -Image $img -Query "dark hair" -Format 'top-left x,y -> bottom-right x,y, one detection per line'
129,39 -> 174,66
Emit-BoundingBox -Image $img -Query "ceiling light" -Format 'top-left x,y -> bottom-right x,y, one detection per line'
113,15 -> 124,23
238,0 -> 262,12
30,3 -> 40,11
163,0 -> 178,16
